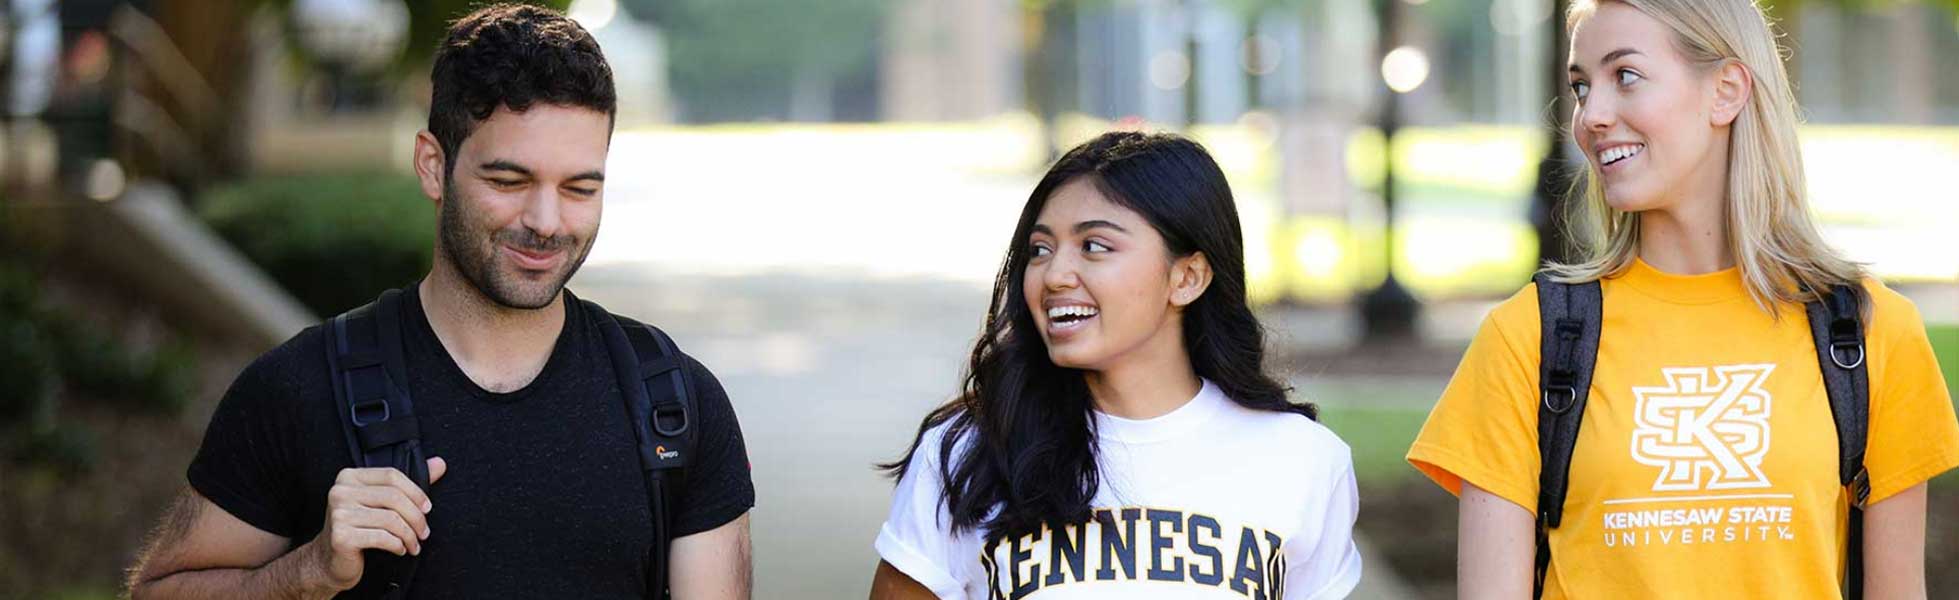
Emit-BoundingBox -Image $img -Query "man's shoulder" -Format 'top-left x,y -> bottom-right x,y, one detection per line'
231,322 -> 335,399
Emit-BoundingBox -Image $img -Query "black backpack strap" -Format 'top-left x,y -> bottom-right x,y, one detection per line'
1531,275 -> 1602,600
324,288 -> 429,599
1805,284 -> 1870,599
584,300 -> 695,598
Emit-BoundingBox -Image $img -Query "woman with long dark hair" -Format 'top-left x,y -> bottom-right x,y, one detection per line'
867,131 -> 1362,599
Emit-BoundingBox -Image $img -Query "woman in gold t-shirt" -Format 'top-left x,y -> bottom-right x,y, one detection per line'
1406,1 -> 1958,598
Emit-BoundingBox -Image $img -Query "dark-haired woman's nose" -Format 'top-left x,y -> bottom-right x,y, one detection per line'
1043,253 -> 1082,291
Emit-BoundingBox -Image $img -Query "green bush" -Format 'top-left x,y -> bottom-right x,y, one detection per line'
0,260 -> 195,477
198,171 -> 435,317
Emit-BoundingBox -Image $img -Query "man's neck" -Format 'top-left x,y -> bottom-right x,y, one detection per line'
418,260 -> 565,393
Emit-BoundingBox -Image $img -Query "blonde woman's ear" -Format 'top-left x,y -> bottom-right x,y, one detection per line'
1710,60 -> 1753,127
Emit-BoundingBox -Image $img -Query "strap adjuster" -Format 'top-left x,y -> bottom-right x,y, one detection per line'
652,402 -> 688,437
351,398 -> 390,426
1849,467 -> 1871,509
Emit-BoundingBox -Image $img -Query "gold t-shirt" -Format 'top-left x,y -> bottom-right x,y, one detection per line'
1407,259 -> 1958,599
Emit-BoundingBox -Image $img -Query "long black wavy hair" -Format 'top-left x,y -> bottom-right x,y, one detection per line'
880,131 -> 1314,544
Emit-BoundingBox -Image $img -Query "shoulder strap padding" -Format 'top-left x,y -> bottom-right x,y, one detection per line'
1533,275 -> 1602,530
324,288 -> 427,599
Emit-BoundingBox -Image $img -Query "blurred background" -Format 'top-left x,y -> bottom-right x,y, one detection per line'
1,0 -> 1955,597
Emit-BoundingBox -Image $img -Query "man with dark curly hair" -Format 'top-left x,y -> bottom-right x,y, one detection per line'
125,5 -> 754,598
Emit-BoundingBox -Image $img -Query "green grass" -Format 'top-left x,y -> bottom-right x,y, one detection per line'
1930,324 -> 1958,400
1318,405 -> 1430,488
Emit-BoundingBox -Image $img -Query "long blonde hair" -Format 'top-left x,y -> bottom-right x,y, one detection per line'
1546,0 -> 1863,313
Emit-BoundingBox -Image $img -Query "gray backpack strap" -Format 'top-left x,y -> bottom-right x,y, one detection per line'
1531,275 -> 1602,599
1804,284 -> 1869,599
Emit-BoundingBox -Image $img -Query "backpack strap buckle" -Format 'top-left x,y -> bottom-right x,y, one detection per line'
1541,386 -> 1577,415
1849,467 -> 1871,510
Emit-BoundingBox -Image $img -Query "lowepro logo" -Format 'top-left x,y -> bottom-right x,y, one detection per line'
656,445 -> 680,460
1629,364 -> 1775,492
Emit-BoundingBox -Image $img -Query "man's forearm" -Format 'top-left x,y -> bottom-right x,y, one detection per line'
131,544 -> 334,600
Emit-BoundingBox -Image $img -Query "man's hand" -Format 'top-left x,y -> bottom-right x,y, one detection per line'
299,457 -> 449,592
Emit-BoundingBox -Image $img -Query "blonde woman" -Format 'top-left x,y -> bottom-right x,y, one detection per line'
1406,1 -> 1957,598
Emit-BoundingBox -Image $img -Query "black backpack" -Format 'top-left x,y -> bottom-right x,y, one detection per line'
1530,274 -> 1870,600
321,289 -> 695,599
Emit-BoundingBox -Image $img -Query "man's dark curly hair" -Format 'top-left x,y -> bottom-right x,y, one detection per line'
428,3 -> 615,175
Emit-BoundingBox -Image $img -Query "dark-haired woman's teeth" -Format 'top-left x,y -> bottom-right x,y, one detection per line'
1047,306 -> 1099,322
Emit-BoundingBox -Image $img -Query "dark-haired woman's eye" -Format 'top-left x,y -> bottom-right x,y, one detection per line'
1084,240 -> 1111,253
1030,244 -> 1052,257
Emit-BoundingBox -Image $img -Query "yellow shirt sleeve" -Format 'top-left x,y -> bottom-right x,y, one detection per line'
1407,286 -> 1544,513
1860,282 -> 1959,504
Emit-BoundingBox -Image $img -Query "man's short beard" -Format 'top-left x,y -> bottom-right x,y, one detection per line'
437,181 -> 594,310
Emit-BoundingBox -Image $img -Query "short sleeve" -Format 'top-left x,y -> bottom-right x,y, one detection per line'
1283,447 -> 1363,600
186,348 -> 307,538
671,355 -> 757,537
1406,289 -> 1544,512
1861,287 -> 1959,504
874,423 -> 971,599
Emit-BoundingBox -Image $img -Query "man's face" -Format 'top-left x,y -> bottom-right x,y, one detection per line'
433,104 -> 610,310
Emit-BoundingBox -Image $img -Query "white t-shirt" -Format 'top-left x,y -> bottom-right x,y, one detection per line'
875,379 -> 1363,599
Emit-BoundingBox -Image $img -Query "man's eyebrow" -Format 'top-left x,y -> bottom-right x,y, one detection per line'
1570,47 -> 1644,74
478,160 -> 533,177
566,171 -> 604,184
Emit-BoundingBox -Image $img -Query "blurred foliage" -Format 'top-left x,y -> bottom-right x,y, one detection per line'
625,0 -> 891,121
249,0 -> 573,73
198,171 -> 435,318
0,255 -> 197,479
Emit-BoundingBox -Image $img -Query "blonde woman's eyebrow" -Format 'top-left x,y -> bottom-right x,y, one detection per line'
1569,47 -> 1645,74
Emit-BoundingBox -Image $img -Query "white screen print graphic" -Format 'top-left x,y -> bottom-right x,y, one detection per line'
1629,364 -> 1776,492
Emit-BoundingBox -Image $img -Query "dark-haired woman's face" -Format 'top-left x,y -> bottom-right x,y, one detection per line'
1023,178 -> 1193,372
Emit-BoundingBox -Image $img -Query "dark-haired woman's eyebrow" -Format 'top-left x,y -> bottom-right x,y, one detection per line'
1073,220 -> 1129,235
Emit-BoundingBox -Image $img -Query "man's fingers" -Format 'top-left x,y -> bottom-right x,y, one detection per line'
342,508 -> 423,555
427,457 -> 448,486
346,486 -> 430,538
342,467 -> 432,511
332,523 -> 410,557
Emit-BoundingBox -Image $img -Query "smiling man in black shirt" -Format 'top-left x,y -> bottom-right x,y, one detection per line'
126,5 -> 753,598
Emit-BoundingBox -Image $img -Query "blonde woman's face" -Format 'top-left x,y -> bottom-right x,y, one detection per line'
1568,3 -> 1725,213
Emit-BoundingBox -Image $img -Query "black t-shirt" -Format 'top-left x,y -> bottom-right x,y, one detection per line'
188,286 -> 753,598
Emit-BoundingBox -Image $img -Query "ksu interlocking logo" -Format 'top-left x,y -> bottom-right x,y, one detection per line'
1629,364 -> 1776,492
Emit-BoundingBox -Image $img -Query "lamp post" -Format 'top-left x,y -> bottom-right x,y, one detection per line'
290,0 -> 407,112
1360,0 -> 1426,342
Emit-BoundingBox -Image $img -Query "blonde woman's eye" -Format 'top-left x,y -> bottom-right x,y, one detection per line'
1570,81 -> 1590,100
1618,69 -> 1642,86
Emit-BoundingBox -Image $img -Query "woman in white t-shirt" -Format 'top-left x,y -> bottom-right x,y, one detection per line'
868,131 -> 1363,600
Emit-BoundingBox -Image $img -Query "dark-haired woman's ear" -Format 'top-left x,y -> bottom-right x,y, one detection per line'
1709,60 -> 1752,127
413,130 -> 447,206
1169,252 -> 1213,308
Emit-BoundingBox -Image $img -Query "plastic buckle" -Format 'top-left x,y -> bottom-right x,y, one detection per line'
351,398 -> 390,427
652,403 -> 688,437
1849,468 -> 1871,509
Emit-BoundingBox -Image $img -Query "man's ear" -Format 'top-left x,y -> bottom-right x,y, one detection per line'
1709,60 -> 1752,127
414,130 -> 447,205
1169,251 -> 1213,308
